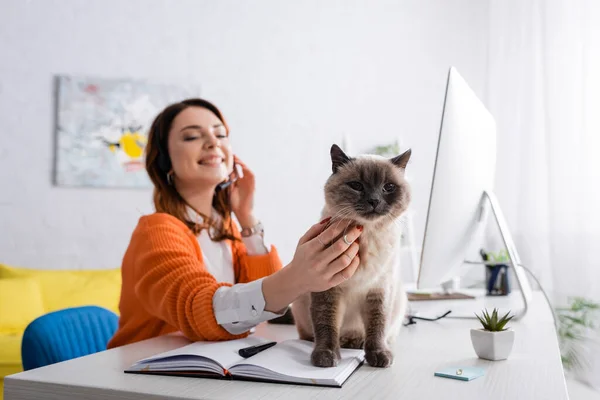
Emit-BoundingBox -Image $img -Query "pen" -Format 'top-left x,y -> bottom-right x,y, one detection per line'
238,341 -> 277,358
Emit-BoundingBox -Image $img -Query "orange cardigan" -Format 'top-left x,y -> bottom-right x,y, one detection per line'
107,213 -> 282,349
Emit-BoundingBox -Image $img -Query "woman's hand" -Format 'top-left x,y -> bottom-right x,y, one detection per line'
262,219 -> 363,312
289,218 -> 363,292
229,156 -> 256,228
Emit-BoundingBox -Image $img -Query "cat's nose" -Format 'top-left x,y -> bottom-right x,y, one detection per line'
368,199 -> 380,209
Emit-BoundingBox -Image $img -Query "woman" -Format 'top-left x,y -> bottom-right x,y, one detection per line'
107,98 -> 363,348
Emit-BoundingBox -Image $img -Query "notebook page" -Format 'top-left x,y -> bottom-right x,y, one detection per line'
231,340 -> 364,381
131,336 -> 271,370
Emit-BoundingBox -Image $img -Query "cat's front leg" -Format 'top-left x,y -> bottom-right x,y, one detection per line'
362,289 -> 394,368
310,288 -> 343,367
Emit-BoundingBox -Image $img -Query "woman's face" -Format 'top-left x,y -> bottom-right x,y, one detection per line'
167,106 -> 233,189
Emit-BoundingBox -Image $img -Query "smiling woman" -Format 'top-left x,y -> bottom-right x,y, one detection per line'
107,98 -> 364,348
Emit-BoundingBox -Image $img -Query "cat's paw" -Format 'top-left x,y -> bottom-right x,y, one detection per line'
339,333 -> 365,349
311,348 -> 341,368
365,348 -> 394,368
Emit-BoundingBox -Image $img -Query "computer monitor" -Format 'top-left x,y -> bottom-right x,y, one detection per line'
416,67 -> 532,319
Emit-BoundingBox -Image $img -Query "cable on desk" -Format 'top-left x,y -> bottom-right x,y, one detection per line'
404,310 -> 452,327
517,263 -> 558,330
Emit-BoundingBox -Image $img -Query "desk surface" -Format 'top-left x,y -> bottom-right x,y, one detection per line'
5,291 -> 568,400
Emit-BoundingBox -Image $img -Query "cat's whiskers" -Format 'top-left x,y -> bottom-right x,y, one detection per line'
386,214 -> 400,231
389,209 -> 408,224
386,211 -> 408,232
329,205 -> 353,222
323,206 -> 355,245
332,208 -> 355,238
328,207 -> 353,230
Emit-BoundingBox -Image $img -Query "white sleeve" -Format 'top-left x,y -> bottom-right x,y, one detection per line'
241,233 -> 270,255
212,278 -> 284,335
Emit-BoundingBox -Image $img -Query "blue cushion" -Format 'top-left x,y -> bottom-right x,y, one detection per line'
21,306 -> 118,371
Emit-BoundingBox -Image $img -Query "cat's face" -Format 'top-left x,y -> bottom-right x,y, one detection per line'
324,144 -> 411,225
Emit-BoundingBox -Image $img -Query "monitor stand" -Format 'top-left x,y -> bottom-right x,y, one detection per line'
408,191 -> 533,320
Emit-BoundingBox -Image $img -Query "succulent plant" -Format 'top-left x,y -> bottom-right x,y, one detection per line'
475,308 -> 514,332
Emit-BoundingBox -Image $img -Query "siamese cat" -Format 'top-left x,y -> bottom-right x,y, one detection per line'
293,144 -> 412,368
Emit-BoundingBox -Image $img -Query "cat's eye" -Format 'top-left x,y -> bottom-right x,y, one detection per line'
347,182 -> 364,191
383,183 -> 397,193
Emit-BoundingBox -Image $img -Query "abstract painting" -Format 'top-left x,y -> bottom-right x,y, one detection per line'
54,75 -> 200,188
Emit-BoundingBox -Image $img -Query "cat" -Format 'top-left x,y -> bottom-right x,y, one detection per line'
292,144 -> 412,368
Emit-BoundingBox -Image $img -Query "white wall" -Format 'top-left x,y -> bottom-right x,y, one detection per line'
0,0 -> 489,270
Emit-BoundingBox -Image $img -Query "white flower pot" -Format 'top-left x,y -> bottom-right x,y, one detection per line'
470,329 -> 515,361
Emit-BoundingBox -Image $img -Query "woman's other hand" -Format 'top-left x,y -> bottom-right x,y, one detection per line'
230,156 -> 256,228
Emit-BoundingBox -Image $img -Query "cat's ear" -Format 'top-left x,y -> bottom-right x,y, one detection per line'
391,149 -> 411,169
331,144 -> 351,173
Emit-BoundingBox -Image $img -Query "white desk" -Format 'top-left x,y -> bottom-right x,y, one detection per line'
4,291 -> 568,400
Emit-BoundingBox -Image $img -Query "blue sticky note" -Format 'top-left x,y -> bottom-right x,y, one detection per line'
434,366 -> 485,381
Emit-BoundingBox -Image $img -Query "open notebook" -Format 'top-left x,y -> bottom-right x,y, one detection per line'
125,337 -> 365,388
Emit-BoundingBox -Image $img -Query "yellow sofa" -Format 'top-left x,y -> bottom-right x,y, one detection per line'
0,264 -> 121,399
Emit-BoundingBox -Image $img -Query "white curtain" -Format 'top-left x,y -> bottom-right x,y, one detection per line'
486,0 -> 600,389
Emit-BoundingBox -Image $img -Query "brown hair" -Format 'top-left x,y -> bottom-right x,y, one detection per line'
145,98 -> 237,241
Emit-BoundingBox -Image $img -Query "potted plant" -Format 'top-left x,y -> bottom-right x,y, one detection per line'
556,297 -> 600,373
471,308 -> 515,361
